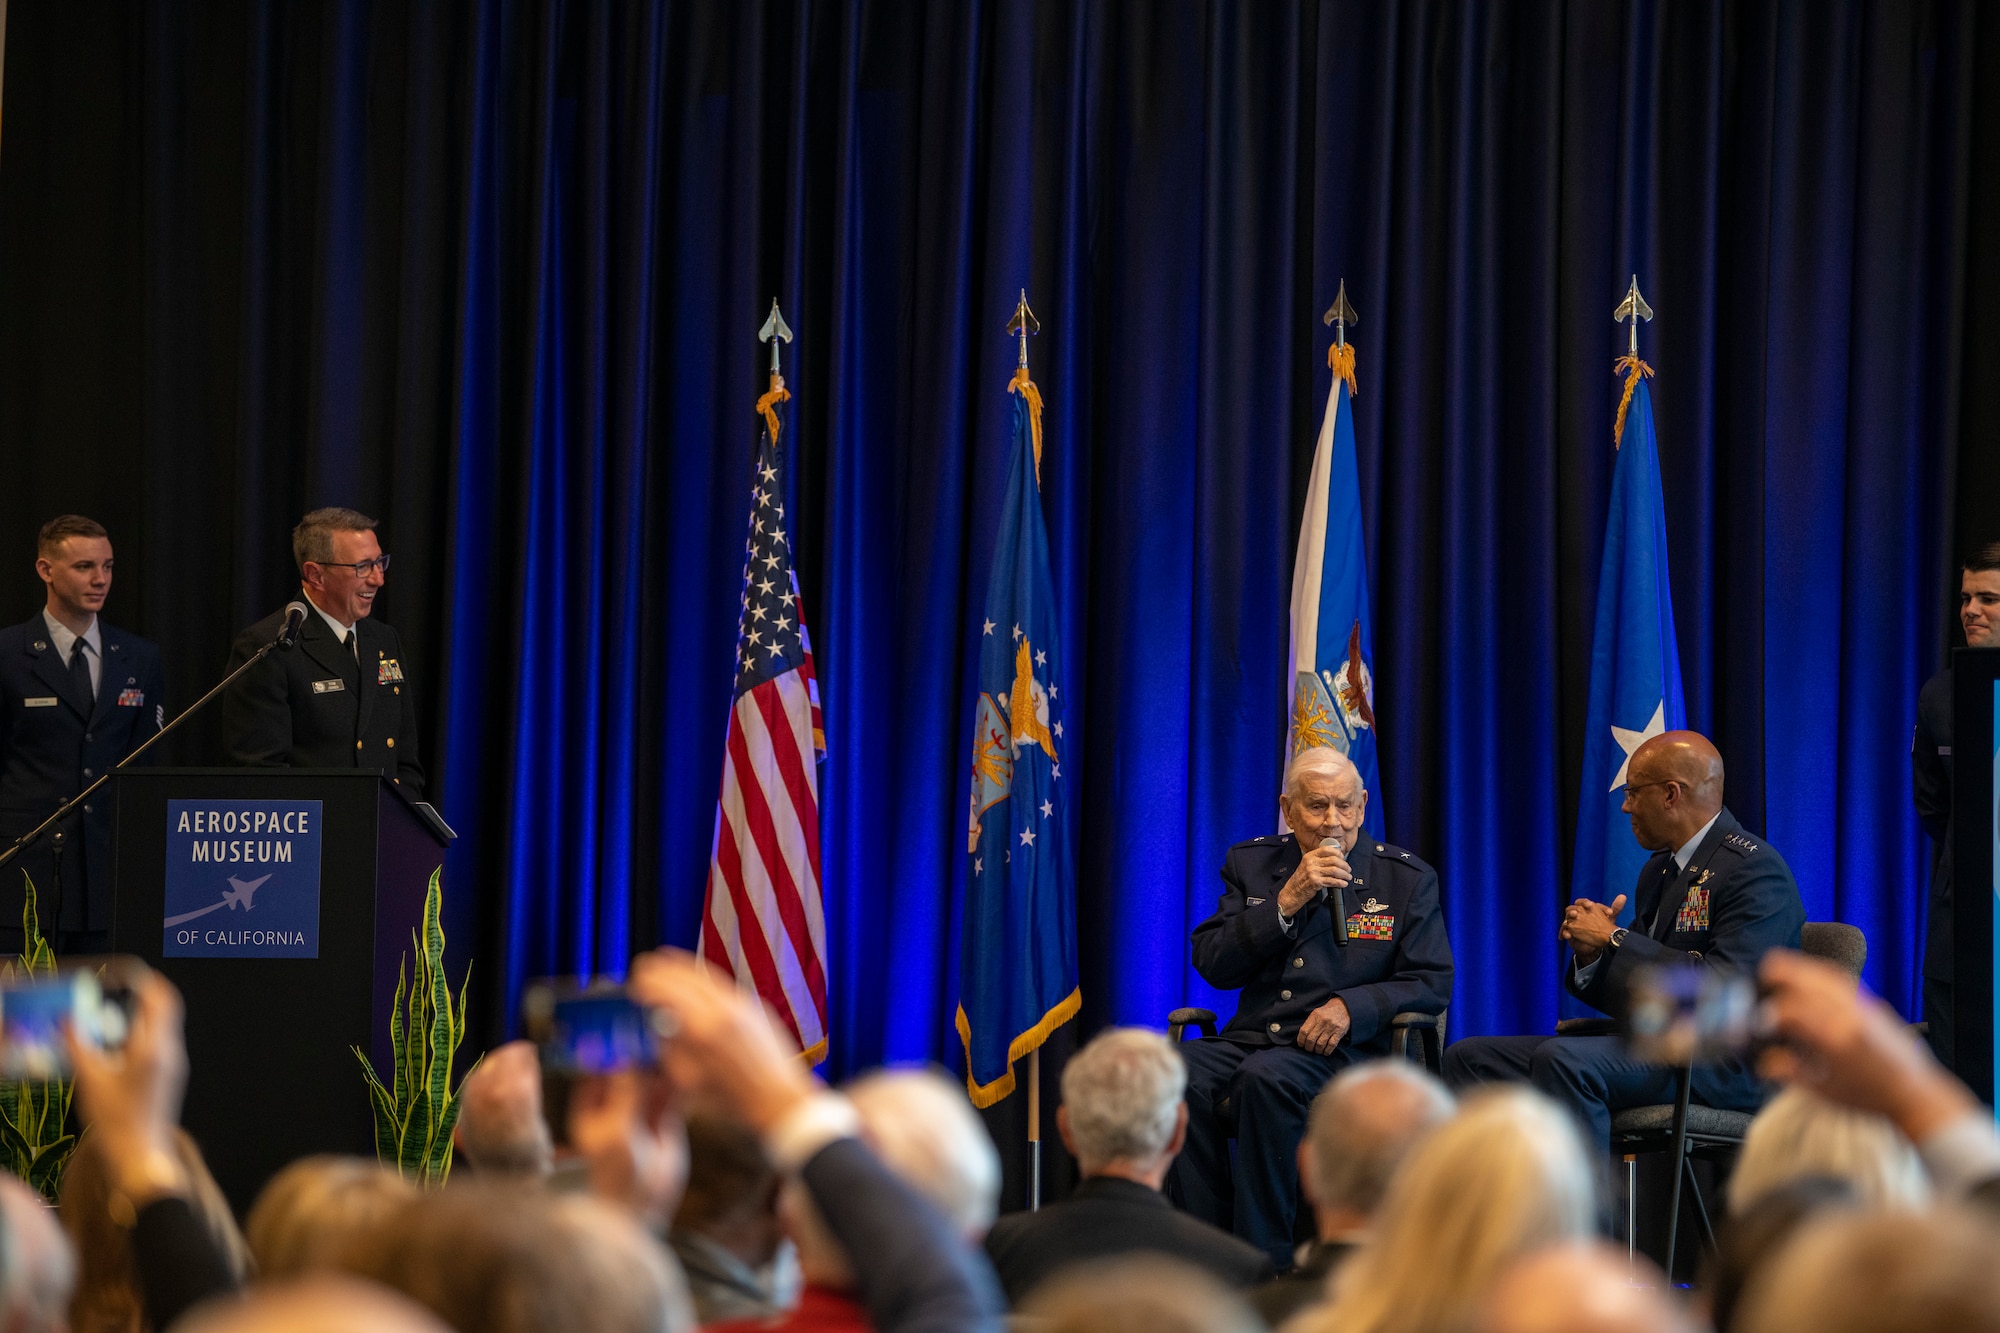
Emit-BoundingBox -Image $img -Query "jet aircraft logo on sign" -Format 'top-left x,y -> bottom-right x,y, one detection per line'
162,800 -> 323,958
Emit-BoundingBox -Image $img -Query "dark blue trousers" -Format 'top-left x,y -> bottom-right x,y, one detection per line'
1165,1038 -> 1349,1270
1441,1034 -> 1682,1148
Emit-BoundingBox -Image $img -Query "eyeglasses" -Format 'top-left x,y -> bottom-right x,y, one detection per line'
1624,778 -> 1678,797
314,554 -> 392,578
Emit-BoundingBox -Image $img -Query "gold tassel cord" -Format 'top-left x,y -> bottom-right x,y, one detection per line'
1009,366 -> 1045,482
1328,341 -> 1359,399
1612,354 -> 1653,448
755,377 -> 792,444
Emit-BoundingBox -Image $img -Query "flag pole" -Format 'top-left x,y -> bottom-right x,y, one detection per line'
1611,276 -> 1654,447
1007,287 -> 1045,1212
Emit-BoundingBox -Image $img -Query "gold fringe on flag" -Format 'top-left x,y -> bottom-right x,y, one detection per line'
756,377 -> 792,444
1328,341 -> 1359,399
1612,354 -> 1653,448
1009,366 -> 1045,482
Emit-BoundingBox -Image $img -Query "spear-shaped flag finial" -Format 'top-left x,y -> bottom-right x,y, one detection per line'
759,298 -> 794,384
1322,279 -> 1359,348
1613,275 -> 1653,360
1007,289 -> 1040,370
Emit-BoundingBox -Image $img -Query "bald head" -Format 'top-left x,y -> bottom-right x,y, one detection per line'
1477,1243 -> 1695,1333
1621,731 -> 1725,853
453,1040 -> 553,1178
177,1277 -> 454,1333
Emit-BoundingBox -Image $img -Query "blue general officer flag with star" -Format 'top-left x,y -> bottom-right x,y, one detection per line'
1572,373 -> 1687,926
956,368 -> 1080,1108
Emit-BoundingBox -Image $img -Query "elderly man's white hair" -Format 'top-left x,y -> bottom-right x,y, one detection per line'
0,1175 -> 73,1332
1283,745 -> 1361,799
1304,1060 -> 1454,1216
1059,1027 -> 1186,1171
845,1068 -> 1000,1236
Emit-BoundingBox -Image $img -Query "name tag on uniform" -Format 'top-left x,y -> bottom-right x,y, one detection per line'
377,658 -> 404,684
1347,912 -> 1395,941
22,697 -> 58,708
117,689 -> 145,707
312,679 -> 346,695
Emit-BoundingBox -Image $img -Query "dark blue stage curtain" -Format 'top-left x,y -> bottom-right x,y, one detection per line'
0,2 -> 1992,1074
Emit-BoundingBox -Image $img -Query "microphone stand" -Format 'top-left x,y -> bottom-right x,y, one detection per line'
0,623 -> 301,946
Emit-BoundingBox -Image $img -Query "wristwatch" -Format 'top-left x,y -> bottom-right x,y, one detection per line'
1608,927 -> 1629,950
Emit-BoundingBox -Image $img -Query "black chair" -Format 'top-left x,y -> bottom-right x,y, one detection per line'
1602,921 -> 1867,1279
1166,1007 -> 1448,1075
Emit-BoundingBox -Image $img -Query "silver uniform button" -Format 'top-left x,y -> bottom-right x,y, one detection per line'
1292,957 -> 1304,968
1281,990 -> 1292,1000
1268,1022 -> 1281,1033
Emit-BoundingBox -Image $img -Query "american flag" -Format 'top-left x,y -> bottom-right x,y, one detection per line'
699,395 -> 829,1063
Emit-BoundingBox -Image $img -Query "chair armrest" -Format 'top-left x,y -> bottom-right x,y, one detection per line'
1168,1008 -> 1218,1041
1554,1017 -> 1619,1036
1389,1011 -> 1446,1073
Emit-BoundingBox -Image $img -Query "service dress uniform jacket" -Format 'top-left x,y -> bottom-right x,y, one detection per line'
220,607 -> 424,794
0,615 -> 165,934
1565,806 -> 1803,1114
1192,833 -> 1453,1050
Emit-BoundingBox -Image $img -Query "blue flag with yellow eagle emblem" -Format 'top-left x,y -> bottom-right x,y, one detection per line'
1288,342 -> 1386,840
956,366 -> 1080,1108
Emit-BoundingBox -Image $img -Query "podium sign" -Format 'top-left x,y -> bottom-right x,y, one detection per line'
163,800 -> 324,958
113,769 -> 448,1211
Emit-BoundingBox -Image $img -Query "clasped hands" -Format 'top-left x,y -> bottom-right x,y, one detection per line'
1560,893 -> 1627,964
1277,842 -> 1353,916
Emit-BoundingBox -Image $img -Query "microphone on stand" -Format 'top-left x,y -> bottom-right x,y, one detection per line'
275,601 -> 310,649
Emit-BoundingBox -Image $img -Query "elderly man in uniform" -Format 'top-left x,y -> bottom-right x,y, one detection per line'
0,515 -> 165,951
1443,731 -> 1804,1148
1165,746 -> 1453,1271
1911,542 -> 2000,1070
221,508 -> 423,792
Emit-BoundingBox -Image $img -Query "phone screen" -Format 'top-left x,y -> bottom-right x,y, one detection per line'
0,972 -> 131,1080
526,988 -> 660,1075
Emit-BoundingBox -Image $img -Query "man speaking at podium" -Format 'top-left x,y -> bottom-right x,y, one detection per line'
1167,747 -> 1453,1270
222,508 -> 424,793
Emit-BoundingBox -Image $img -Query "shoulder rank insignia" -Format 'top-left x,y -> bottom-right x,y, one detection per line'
1347,912 -> 1395,941
1723,833 -> 1760,853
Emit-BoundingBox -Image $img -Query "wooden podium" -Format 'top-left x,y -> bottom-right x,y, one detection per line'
110,769 -> 451,1211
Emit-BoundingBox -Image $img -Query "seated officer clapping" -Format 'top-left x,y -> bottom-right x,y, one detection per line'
1165,747 -> 1453,1271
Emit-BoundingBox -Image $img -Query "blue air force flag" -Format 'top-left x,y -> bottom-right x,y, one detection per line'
956,370 -> 1080,1108
1287,356 -> 1385,839
1572,375 -> 1687,921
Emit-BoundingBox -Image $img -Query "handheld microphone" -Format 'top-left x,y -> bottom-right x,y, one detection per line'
277,601 -> 309,649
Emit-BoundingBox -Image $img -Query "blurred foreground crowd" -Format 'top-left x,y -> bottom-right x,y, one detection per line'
10,946 -> 2000,1333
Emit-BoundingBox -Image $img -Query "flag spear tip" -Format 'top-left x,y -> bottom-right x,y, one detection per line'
1007,290 -> 1040,370
1322,281 -> 1358,348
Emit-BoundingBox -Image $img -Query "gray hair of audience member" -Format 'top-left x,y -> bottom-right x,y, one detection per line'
293,507 -> 379,572
1476,1241 -> 1696,1333
1303,1060 -> 1454,1217
1736,1205 -> 2000,1333
246,1155 -> 419,1279
1726,1085 -> 1928,1215
343,1181 -> 694,1333
176,1277 -> 455,1333
1058,1027 -> 1187,1172
452,1040 -> 555,1179
846,1068 -> 1000,1236
0,1175 -> 74,1333
1296,1086 -> 1595,1333
1016,1254 -> 1265,1333
1283,745 -> 1359,799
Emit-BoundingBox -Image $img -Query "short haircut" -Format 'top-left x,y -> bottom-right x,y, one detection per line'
294,507 -> 378,572
1020,1255 -> 1266,1333
1965,542 -> 2000,575
1058,1028 -> 1186,1172
1284,746 -> 1359,799
37,514 -> 107,557
846,1068 -> 1000,1236
1304,1061 -> 1454,1216
1737,1205 -> 2000,1333
245,1155 -> 417,1280
673,1113 -> 778,1234
1728,1086 -> 1928,1215
452,1041 -> 554,1180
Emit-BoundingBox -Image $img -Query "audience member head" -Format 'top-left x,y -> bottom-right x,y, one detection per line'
1477,1242 -> 1694,1333
0,1174 -> 75,1333
1280,746 -> 1367,854
1620,732 -> 1724,852
453,1040 -> 554,1180
1300,1060 -> 1453,1237
62,1127 -> 249,1333
671,1112 -> 783,1267
1017,1255 -> 1265,1333
246,1155 -> 419,1279
343,1181 -> 692,1333
175,1277 -> 454,1333
1056,1028 -> 1188,1187
1699,1176 -> 1859,1333
1728,1086 -> 1927,1215
1736,1205 -> 2000,1333
847,1068 -> 1000,1238
1301,1087 -> 1595,1333
1962,542 -> 2000,649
